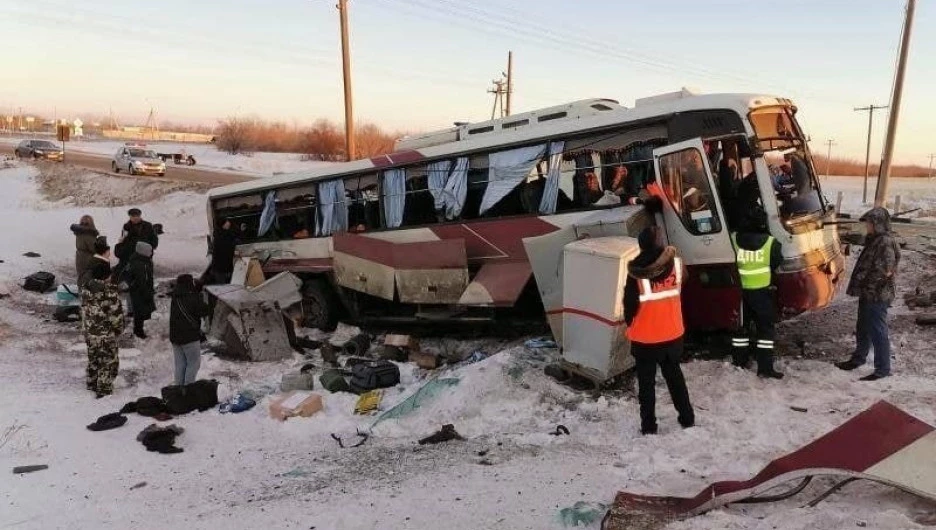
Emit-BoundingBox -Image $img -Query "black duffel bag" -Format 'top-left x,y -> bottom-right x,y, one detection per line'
23,272 -> 55,293
160,379 -> 219,415
349,360 -> 400,394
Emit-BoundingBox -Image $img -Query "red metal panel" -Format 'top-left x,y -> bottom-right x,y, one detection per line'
607,401 -> 935,525
776,253 -> 845,317
333,233 -> 395,267
387,150 -> 425,166
262,258 -> 333,274
468,261 -> 532,306
431,217 -> 559,261
392,239 -> 467,270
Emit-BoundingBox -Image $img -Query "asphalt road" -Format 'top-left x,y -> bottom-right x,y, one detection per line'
58,150 -> 255,187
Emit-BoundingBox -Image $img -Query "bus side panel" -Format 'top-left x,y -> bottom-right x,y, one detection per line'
776,253 -> 845,317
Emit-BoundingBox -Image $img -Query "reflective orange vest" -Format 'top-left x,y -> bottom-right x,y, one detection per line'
626,257 -> 685,344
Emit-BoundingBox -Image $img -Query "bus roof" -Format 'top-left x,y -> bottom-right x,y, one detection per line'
208,91 -> 788,200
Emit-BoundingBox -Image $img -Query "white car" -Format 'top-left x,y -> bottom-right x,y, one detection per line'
111,144 -> 166,176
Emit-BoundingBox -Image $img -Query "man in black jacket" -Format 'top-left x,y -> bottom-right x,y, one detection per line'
120,208 -> 158,257
170,274 -> 209,385
207,219 -> 238,285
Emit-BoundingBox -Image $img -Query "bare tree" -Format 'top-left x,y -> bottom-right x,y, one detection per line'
215,116 -> 254,155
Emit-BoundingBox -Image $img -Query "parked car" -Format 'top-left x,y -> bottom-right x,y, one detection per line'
111,144 -> 166,176
14,139 -> 64,161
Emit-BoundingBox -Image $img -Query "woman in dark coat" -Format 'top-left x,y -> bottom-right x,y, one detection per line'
122,241 -> 155,339
71,215 -> 99,282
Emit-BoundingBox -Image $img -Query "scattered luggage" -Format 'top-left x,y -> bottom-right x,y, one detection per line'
219,393 -> 257,414
160,379 -> 219,415
349,360 -> 400,394
54,284 -> 81,322
320,369 -> 351,393
268,391 -> 324,421
281,371 -> 316,392
23,272 -> 55,293
354,390 -> 383,415
342,333 -> 371,357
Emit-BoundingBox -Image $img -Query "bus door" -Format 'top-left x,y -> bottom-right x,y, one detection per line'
651,138 -> 741,330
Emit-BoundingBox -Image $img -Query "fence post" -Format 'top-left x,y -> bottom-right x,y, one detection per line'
836,191 -> 843,214
894,195 -> 902,214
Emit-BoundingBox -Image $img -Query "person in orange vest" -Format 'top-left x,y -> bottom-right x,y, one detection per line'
624,226 -> 695,435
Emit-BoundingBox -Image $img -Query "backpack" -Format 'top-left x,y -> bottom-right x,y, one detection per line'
320,369 -> 351,393
349,361 -> 400,394
23,272 -> 55,293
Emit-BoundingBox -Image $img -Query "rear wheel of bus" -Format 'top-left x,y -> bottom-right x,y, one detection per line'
301,278 -> 339,332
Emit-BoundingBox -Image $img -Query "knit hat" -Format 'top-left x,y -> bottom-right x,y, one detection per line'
638,226 -> 663,251
128,208 -> 142,217
93,236 -> 110,255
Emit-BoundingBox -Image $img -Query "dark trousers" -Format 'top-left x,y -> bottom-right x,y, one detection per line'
851,298 -> 891,376
732,288 -> 777,373
632,337 -> 694,431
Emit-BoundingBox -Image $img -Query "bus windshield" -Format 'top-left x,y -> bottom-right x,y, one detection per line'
749,106 -> 824,222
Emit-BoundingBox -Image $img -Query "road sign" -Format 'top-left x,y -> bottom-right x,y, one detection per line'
57,124 -> 70,142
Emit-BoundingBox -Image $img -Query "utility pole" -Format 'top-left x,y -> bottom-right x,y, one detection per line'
488,77 -> 507,119
824,139 -> 836,179
505,51 -> 513,116
854,104 -> 887,204
928,154 -> 935,180
337,0 -> 356,161
876,0 -> 916,208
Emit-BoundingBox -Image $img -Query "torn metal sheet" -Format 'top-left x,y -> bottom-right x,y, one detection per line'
458,260 -> 532,306
603,401 -> 936,530
393,239 -> 468,304
333,233 -> 396,300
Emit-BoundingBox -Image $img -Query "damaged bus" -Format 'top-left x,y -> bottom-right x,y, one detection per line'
206,89 -> 844,344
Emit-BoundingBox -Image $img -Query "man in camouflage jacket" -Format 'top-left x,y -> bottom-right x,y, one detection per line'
836,207 -> 900,380
81,275 -> 125,397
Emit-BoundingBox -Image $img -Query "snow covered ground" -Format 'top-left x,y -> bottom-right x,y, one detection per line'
0,137 -> 334,177
1,162 -> 935,529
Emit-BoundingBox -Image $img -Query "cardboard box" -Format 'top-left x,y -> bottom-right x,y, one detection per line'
268,391 -> 323,421
384,334 -> 419,351
409,350 -> 440,370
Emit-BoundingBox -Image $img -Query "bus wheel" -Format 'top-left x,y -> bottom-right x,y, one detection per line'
301,279 -> 338,332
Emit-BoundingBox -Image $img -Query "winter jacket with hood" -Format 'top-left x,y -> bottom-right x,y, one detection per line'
847,207 -> 900,304
71,224 -> 99,281
733,230 -> 783,286
124,242 -> 156,319
118,220 -> 158,261
624,245 -> 680,327
169,277 -> 209,345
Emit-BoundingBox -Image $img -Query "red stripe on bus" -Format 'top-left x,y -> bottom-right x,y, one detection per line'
387,150 -> 425,165
545,307 -> 625,327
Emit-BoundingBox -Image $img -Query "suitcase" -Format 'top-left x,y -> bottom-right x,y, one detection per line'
349,360 -> 400,394
320,369 -> 351,393
23,272 -> 55,293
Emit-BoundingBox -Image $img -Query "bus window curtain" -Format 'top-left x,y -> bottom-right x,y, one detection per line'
479,144 -> 546,215
382,168 -> 406,228
316,180 -> 348,236
258,191 -> 277,237
427,160 -> 452,212
538,141 -> 565,214
442,156 -> 469,220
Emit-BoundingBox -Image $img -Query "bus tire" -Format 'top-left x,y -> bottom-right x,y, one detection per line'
301,279 -> 339,332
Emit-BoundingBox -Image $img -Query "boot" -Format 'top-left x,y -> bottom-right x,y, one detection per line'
835,359 -> 862,371
134,325 -> 147,339
757,369 -> 785,380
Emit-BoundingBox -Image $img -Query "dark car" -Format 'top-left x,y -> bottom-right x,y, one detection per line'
14,139 -> 64,161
